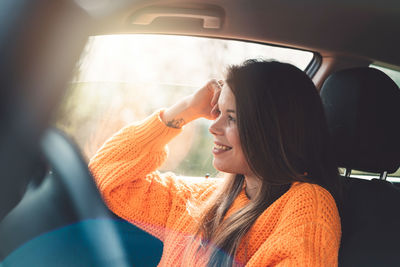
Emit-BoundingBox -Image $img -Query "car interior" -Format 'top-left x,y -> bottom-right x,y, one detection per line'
0,0 -> 399,266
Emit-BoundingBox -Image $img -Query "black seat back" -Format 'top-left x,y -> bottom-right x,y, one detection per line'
338,177 -> 400,266
320,67 -> 400,266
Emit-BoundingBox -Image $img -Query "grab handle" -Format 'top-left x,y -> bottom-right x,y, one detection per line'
131,7 -> 222,29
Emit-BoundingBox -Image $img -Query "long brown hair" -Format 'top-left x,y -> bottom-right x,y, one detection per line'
185,60 -> 341,266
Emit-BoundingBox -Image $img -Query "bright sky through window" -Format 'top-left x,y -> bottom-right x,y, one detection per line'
76,34 -> 312,87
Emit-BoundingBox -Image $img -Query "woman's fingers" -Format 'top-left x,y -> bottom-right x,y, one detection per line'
210,80 -> 222,106
210,89 -> 221,107
210,104 -> 219,119
188,79 -> 222,120
208,79 -> 223,119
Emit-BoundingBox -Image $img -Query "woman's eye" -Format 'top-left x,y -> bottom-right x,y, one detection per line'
228,115 -> 236,123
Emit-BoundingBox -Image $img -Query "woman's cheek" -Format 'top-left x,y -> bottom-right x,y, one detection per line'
227,126 -> 241,148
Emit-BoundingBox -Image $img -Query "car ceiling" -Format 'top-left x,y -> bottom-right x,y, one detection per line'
84,0 -> 400,68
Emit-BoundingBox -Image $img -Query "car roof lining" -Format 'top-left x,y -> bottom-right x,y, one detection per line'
86,0 -> 400,68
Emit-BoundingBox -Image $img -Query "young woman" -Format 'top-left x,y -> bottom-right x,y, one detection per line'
89,60 -> 342,266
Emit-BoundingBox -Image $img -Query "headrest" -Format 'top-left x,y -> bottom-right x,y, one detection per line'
320,67 -> 400,174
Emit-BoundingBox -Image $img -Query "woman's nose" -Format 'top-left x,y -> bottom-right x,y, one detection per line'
209,119 -> 223,136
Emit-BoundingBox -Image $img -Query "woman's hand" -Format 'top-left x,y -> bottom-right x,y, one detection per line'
161,80 -> 222,128
188,79 -> 222,120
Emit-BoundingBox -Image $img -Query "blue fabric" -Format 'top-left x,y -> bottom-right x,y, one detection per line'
1,219 -> 163,267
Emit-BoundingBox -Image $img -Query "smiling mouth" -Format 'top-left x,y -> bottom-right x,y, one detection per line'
215,144 -> 232,150
213,144 -> 233,154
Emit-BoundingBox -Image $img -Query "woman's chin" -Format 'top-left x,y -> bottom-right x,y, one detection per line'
213,158 -> 250,177
212,159 -> 232,173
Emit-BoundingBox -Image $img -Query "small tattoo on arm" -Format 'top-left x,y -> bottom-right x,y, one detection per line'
166,118 -> 185,129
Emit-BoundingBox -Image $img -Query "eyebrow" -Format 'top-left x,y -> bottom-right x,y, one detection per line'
226,109 -> 236,113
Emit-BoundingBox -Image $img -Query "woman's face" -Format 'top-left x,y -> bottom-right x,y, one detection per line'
209,84 -> 252,176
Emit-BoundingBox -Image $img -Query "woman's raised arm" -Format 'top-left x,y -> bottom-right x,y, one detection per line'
89,80 -> 221,241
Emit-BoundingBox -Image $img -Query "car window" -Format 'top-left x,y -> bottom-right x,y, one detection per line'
53,34 -> 313,177
371,64 -> 400,87
339,169 -> 400,181
340,64 -> 400,180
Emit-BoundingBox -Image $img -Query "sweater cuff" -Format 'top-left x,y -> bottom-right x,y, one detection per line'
134,109 -> 182,150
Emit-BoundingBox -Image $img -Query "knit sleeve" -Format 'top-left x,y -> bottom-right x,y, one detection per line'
88,110 -> 215,241
246,184 -> 341,266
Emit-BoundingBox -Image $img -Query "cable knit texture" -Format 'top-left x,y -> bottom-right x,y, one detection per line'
89,110 -> 341,266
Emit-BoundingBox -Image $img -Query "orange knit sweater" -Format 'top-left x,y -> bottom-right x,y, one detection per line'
89,110 -> 341,266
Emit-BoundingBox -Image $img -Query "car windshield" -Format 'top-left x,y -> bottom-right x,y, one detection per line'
54,34 -> 313,177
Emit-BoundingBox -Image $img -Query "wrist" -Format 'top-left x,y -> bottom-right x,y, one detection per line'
162,97 -> 198,128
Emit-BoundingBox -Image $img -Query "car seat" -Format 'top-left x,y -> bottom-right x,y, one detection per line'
320,67 -> 400,266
